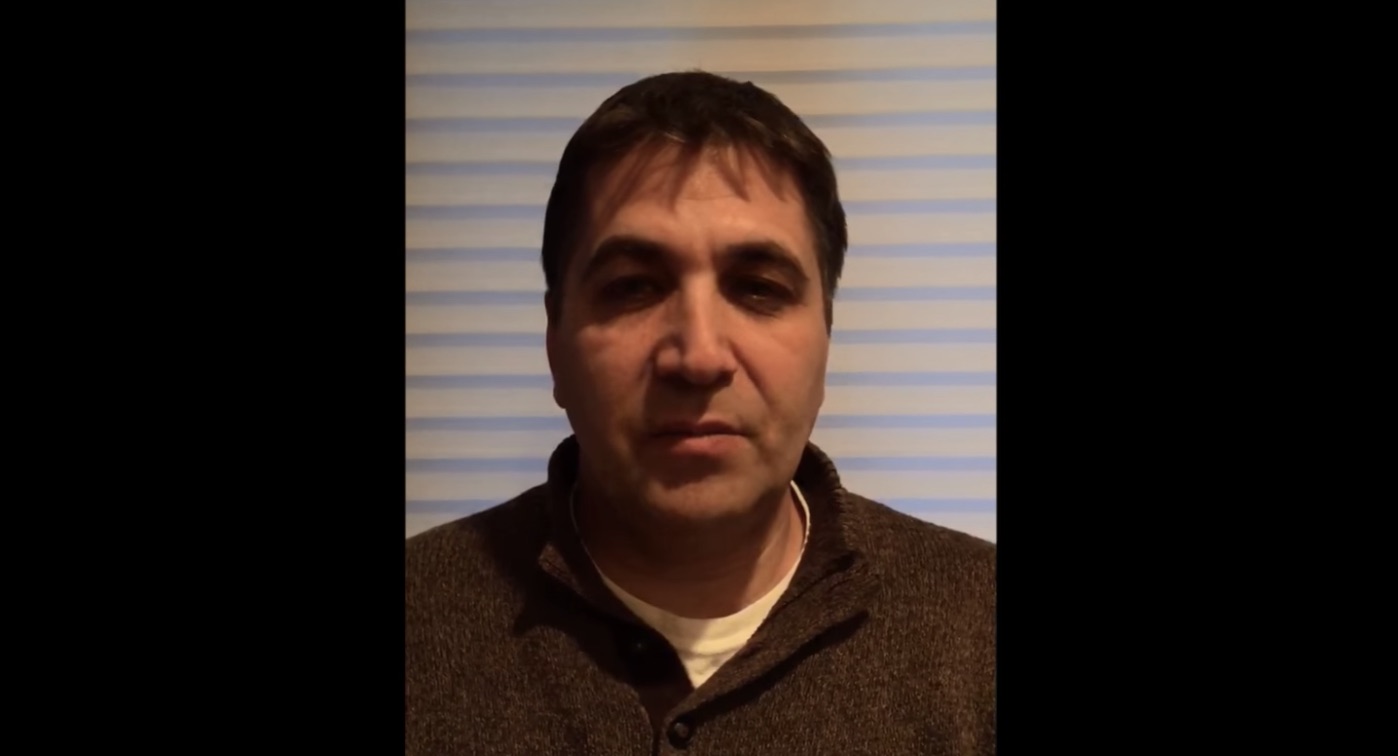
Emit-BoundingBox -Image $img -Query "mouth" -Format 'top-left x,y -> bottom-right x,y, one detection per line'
647,422 -> 746,457
651,420 -> 743,438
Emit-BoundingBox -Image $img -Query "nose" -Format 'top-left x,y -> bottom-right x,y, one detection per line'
653,283 -> 737,387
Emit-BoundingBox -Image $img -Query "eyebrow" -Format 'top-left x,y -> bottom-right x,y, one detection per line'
577,235 -> 666,285
724,241 -> 810,288
578,234 -> 811,287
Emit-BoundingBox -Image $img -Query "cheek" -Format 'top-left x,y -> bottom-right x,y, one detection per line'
569,330 -> 651,401
813,341 -> 829,403
746,331 -> 829,411
799,347 -> 829,414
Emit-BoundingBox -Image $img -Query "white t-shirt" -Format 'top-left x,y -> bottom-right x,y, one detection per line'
580,482 -> 812,689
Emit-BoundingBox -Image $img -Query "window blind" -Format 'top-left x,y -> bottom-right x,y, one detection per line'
406,0 -> 996,541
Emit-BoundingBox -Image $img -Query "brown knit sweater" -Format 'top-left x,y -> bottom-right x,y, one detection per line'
406,437 -> 996,755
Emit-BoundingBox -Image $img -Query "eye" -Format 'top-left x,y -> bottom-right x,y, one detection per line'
730,277 -> 793,311
599,275 -> 663,304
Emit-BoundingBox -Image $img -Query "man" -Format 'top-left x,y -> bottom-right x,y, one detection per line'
406,71 -> 995,755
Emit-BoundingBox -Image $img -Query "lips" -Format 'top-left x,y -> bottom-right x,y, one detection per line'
647,420 -> 746,457
652,420 -> 742,437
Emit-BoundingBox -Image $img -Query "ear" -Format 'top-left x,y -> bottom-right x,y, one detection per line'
544,290 -> 567,411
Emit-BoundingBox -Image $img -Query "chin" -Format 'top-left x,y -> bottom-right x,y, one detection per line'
633,473 -> 776,522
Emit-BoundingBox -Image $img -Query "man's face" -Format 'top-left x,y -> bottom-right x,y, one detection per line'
546,143 -> 830,521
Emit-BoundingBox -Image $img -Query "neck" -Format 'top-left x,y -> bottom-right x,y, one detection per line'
574,482 -> 805,620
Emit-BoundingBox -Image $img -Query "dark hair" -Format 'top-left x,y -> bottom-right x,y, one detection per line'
540,70 -> 847,326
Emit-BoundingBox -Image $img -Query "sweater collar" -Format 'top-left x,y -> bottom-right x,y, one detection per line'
533,435 -> 878,625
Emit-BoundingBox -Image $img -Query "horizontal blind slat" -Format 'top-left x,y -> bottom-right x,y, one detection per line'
406,1 -> 995,30
407,35 -> 995,75
407,80 -> 995,119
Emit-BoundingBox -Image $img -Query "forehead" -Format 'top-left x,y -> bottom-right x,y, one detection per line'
577,141 -> 814,263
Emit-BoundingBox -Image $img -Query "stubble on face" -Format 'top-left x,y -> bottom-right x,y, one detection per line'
547,142 -> 830,531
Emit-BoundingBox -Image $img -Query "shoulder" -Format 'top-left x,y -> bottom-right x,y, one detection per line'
406,485 -> 551,607
845,492 -> 995,607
